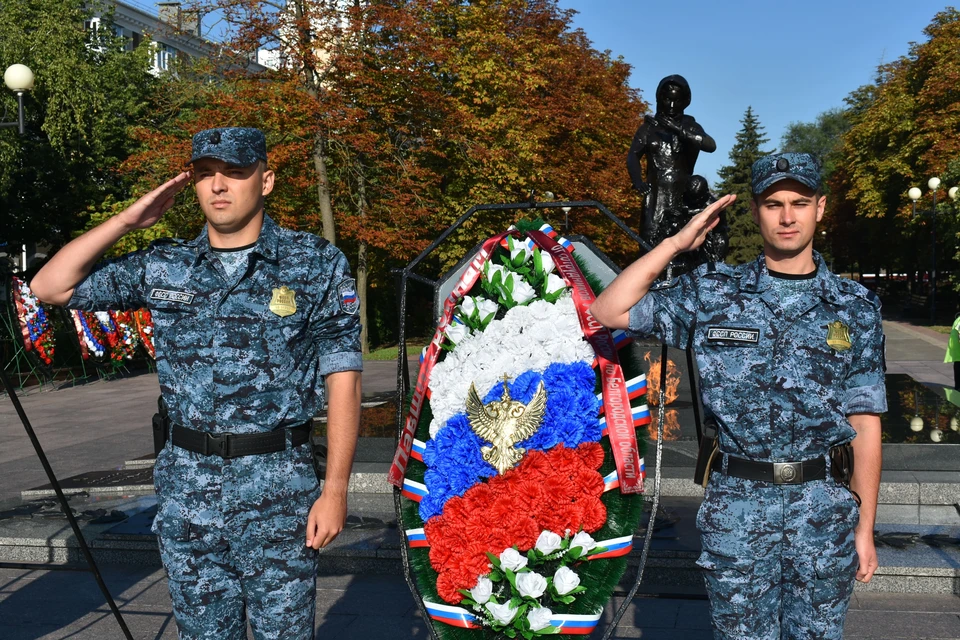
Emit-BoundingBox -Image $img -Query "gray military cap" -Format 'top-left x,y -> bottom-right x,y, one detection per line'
751,152 -> 821,195
189,127 -> 267,166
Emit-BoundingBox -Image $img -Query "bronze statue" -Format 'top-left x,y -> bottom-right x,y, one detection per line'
628,75 -> 722,261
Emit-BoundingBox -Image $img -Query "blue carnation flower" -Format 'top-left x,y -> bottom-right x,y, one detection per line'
419,360 -> 599,520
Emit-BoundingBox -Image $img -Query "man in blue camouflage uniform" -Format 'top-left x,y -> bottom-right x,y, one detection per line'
591,153 -> 884,639
31,127 -> 362,639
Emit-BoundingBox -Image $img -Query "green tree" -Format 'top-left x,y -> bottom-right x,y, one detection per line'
828,8 -> 960,294
715,106 -> 770,265
0,0 -> 155,246
780,107 -> 850,188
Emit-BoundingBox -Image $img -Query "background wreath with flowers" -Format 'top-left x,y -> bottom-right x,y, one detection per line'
395,221 -> 652,639
10,275 -> 56,368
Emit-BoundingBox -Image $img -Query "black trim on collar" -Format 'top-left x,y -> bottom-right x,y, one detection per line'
210,242 -> 257,253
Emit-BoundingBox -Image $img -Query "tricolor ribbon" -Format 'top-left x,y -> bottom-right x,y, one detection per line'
599,404 -> 651,433
389,232 -> 514,488
411,439 -> 426,463
405,528 -> 637,559
423,600 -> 481,629
597,374 -> 647,413
423,598 -> 602,634
401,479 -> 429,502
611,329 -> 633,348
586,534 -> 634,560
406,528 -> 429,548
527,231 -> 643,494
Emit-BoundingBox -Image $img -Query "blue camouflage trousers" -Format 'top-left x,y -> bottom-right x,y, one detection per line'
696,466 -> 860,640
153,440 -> 321,640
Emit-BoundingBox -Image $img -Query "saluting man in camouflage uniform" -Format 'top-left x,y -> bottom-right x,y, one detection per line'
591,153 -> 885,639
31,127 -> 362,639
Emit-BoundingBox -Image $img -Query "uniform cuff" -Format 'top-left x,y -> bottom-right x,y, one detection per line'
65,288 -> 90,310
627,296 -> 656,336
843,383 -> 888,415
319,352 -> 363,376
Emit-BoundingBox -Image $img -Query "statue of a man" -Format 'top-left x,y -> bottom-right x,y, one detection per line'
627,75 -> 716,247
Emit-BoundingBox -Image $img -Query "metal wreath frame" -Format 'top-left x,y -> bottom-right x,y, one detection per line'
391,199 -> 698,639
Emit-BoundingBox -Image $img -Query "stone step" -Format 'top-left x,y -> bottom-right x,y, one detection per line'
26,460 -> 960,528
1,494 -> 956,594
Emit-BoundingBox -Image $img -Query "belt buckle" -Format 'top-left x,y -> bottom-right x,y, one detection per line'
773,461 -> 802,485
205,432 -> 232,458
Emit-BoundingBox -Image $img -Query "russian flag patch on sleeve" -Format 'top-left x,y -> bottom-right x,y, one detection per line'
337,279 -> 359,315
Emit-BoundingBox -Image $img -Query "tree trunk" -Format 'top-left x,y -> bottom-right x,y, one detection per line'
313,135 -> 337,245
356,160 -> 369,354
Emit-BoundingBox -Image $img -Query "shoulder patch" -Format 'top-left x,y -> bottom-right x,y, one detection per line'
337,279 -> 359,315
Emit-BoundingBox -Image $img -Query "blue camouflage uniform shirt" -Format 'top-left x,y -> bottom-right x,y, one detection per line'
629,252 -> 886,462
68,215 -> 362,532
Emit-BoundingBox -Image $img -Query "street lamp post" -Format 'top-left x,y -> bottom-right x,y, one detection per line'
1,64 -> 34,134
909,178 -> 960,323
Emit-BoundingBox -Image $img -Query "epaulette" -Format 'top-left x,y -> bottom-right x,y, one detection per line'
148,237 -> 184,248
836,277 -> 882,309
698,260 -> 738,279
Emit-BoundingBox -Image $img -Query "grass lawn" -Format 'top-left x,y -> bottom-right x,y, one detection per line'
363,343 -> 427,361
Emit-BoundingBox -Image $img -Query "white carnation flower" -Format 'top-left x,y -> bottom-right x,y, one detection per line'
510,278 -> 537,305
515,571 -> 547,599
470,576 -> 493,604
553,566 -> 581,595
427,296 -> 595,436
535,530 -> 562,555
499,547 -> 528,571
527,607 -> 553,632
570,531 -> 597,552
486,600 -> 519,625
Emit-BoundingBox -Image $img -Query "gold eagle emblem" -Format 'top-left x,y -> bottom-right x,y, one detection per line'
466,377 -> 547,474
270,286 -> 297,317
826,320 -> 852,352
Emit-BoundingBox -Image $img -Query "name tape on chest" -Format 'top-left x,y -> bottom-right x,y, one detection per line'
706,326 -> 760,344
149,288 -> 196,305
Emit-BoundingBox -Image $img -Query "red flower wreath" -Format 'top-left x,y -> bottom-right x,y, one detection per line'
423,442 -> 607,603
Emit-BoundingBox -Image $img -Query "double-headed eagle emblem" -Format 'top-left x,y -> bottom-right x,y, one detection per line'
466,377 -> 547,474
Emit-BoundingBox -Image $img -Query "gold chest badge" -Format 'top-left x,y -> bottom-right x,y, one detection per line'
826,320 -> 852,351
270,286 -> 297,317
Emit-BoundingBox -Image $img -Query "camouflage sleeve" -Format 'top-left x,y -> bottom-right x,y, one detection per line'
843,305 -> 887,415
312,248 -> 363,376
66,249 -> 149,311
626,273 -> 699,349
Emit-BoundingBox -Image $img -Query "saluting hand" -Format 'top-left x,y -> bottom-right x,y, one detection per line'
668,194 -> 736,255
117,171 -> 192,230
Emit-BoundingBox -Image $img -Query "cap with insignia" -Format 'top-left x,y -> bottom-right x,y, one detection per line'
189,127 -> 267,167
750,152 -> 821,195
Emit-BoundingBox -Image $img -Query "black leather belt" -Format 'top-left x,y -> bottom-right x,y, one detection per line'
172,422 -> 311,459
714,454 -> 827,485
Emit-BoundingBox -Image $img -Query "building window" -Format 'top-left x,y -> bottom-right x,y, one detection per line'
83,18 -> 100,37
154,43 -> 176,71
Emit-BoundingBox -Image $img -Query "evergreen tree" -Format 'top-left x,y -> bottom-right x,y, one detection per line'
715,106 -> 770,265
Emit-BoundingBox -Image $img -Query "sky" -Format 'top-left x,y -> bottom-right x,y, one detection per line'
556,0 -> 952,188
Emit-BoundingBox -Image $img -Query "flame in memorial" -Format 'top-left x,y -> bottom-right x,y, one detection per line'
644,352 -> 681,441
644,352 -> 680,405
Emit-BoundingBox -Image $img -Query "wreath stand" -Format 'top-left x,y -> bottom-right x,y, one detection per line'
392,199 -> 704,639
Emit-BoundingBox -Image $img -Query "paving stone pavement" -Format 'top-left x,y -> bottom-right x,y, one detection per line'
2,324 -> 959,638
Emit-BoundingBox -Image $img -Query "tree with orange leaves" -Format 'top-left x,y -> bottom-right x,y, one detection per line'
95,0 -> 648,351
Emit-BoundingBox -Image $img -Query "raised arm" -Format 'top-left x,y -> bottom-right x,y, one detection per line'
589,194 -> 735,329
31,172 -> 192,306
